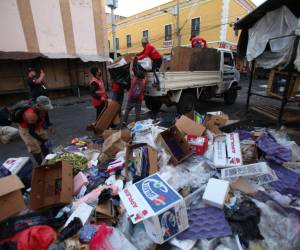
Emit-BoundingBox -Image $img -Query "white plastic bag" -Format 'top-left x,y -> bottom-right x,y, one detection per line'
138,57 -> 152,71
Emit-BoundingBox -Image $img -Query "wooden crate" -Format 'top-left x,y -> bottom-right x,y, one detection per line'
267,70 -> 300,99
251,104 -> 300,122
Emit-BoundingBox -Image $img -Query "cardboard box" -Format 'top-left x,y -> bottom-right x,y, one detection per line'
176,115 -> 206,137
103,129 -> 131,141
187,135 -> 208,155
95,200 -> 116,225
94,100 -> 121,134
30,161 -> 73,210
204,114 -> 229,135
100,131 -> 131,160
0,175 -> 25,221
226,133 -> 243,167
158,126 -> 193,165
124,143 -> 158,180
202,178 -> 230,208
213,133 -> 243,168
119,173 -> 189,244
221,162 -> 270,180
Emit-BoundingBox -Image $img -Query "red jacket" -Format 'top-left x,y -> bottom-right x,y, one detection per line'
137,43 -> 161,60
191,37 -> 207,48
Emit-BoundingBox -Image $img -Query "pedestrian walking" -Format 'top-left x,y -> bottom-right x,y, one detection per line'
27,68 -> 47,101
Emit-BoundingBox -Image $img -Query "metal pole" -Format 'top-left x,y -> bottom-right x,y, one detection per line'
246,60 -> 255,111
111,7 -> 117,60
176,0 -> 181,46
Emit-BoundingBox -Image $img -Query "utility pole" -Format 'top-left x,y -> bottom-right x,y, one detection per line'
176,0 -> 181,46
107,0 -> 118,59
111,7 -> 117,59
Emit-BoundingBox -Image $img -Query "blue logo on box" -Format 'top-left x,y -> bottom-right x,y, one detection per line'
159,207 -> 179,240
135,174 -> 181,212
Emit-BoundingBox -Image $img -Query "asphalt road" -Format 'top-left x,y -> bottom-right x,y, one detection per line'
1,77 -> 300,164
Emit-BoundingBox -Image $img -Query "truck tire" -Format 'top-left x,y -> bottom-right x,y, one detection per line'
224,84 -> 238,105
145,96 -> 162,112
177,91 -> 196,114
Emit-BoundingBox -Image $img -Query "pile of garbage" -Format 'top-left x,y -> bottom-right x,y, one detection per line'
1,110 -> 300,250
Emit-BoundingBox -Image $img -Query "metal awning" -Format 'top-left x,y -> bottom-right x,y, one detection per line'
0,51 -> 110,62
235,0 -> 300,30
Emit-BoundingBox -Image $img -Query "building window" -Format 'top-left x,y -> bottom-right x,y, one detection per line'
115,38 -> 119,50
143,30 -> 149,38
191,17 -> 200,37
126,35 -> 131,48
165,24 -> 172,41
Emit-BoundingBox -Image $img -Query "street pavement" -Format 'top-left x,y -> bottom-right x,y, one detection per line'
1,77 -> 300,164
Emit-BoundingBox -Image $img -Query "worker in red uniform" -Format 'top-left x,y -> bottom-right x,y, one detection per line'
190,35 -> 207,48
136,37 -> 162,87
18,96 -> 53,164
89,67 -> 108,119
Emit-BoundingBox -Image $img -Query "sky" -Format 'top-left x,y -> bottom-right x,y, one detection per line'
108,0 -> 267,17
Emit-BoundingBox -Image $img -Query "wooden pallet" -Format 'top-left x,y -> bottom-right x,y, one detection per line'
251,104 -> 300,122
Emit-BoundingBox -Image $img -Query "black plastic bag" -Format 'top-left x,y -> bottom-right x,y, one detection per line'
108,64 -> 131,90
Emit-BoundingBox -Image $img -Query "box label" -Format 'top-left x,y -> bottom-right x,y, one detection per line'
135,174 -> 181,213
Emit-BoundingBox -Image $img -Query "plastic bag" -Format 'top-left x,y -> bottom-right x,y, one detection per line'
90,224 -> 113,250
252,198 -> 300,250
108,64 -> 130,90
138,58 -> 152,71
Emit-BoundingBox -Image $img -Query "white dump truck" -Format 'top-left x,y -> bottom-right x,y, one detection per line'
144,47 -> 241,113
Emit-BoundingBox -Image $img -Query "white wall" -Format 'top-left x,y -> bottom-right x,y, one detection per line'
69,0 -> 98,55
30,0 -> 67,54
0,0 -> 27,52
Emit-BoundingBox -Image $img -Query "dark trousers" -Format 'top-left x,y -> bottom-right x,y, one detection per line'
123,99 -> 142,125
95,103 -> 105,120
152,58 -> 162,85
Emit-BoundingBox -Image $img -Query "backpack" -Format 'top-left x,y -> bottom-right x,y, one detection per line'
130,77 -> 144,100
9,100 -> 32,123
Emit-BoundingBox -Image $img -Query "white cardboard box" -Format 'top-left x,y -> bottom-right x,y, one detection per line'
213,133 -> 243,168
221,162 -> 271,180
119,173 -> 189,244
202,178 -> 230,208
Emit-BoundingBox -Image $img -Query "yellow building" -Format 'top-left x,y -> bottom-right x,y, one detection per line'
108,0 -> 256,55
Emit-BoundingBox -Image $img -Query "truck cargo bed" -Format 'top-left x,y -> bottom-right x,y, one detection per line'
145,71 -> 221,96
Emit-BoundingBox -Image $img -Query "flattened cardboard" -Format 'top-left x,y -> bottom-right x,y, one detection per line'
204,114 -> 229,135
176,115 -> 206,137
124,143 -> 158,180
0,175 -> 25,221
30,161 -> 73,210
230,177 -> 258,195
95,100 -> 121,134
158,126 -> 193,165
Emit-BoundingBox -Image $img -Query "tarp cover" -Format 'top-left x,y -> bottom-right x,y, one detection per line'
247,6 -> 299,70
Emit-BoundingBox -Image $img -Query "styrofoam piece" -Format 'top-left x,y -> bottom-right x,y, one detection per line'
202,178 -> 230,208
